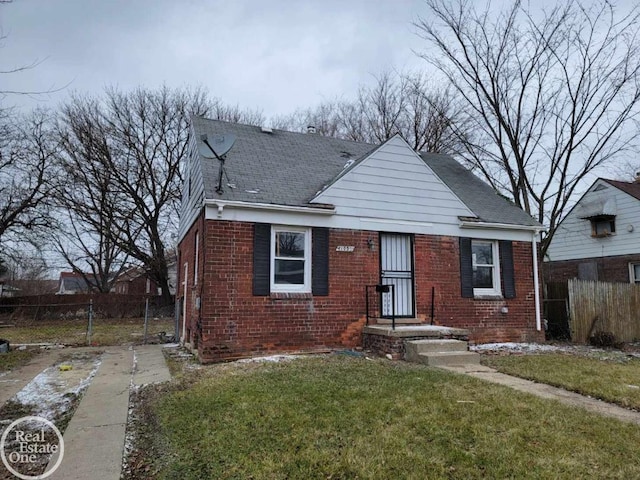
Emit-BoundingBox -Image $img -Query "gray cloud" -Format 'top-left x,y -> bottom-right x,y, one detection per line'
0,0 -> 427,116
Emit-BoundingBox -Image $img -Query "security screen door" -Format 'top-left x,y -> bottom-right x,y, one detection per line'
380,233 -> 415,317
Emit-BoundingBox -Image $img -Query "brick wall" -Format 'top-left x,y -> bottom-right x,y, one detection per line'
544,254 -> 640,284
179,217 -> 543,362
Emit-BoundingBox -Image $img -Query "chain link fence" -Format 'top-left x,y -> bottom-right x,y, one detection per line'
0,294 -> 178,347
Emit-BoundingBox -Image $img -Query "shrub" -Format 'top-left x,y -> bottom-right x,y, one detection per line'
589,331 -> 617,348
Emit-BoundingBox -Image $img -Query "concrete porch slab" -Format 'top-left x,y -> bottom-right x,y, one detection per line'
363,325 -> 470,338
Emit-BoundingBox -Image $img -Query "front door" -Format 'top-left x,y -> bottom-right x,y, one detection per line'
380,233 -> 415,317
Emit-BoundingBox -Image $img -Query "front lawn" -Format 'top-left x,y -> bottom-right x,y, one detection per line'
483,352 -> 640,410
131,355 -> 640,479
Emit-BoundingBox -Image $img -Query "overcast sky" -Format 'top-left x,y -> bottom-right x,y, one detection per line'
1,0 -> 430,118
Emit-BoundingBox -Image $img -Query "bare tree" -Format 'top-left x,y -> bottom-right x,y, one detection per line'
0,109 -> 57,243
416,0 -> 640,255
55,86 -> 262,303
53,96 -> 129,292
273,71 -> 470,154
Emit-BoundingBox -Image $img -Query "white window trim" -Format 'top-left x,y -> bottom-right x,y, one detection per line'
630,263 -> 640,284
270,226 -> 311,293
472,240 -> 501,297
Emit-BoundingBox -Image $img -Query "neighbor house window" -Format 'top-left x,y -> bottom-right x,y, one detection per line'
590,215 -> 615,237
630,263 -> 640,284
270,226 -> 311,292
472,240 -> 501,296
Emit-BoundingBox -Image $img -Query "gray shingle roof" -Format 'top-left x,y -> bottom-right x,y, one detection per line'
192,116 -> 374,206
192,116 -> 541,227
421,153 -> 541,227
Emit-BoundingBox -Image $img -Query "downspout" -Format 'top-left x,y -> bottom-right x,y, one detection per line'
532,231 -> 542,331
182,262 -> 188,344
197,209 -> 206,347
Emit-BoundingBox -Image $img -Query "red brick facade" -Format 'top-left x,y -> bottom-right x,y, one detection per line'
544,254 -> 640,284
178,218 -> 543,362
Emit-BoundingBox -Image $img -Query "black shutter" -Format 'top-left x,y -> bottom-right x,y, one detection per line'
312,227 -> 329,296
253,223 -> 271,296
459,237 -> 474,298
499,240 -> 516,299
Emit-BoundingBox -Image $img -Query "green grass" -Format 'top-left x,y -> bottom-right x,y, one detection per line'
148,355 -> 640,479
0,348 -> 38,372
0,318 -> 174,346
483,352 -> 640,410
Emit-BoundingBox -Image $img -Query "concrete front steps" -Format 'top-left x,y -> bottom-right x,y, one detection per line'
405,339 -> 480,367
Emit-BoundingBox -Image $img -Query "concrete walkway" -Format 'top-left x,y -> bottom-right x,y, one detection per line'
47,344 -> 171,480
440,364 -> 640,425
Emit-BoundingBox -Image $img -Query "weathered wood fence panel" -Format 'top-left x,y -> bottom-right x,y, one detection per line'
569,279 -> 640,343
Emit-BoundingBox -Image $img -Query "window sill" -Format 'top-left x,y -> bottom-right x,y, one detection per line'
473,294 -> 504,301
270,292 -> 313,300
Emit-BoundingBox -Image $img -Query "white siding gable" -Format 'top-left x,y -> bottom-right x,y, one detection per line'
546,179 -> 640,261
178,132 -> 205,240
311,135 -> 474,227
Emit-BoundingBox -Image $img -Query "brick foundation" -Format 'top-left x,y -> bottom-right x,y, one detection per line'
545,254 -> 640,284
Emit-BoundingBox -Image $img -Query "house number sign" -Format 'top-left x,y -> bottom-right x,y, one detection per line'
336,246 -> 355,252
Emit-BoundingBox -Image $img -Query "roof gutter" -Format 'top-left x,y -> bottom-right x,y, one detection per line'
459,220 -> 545,233
204,199 -> 336,217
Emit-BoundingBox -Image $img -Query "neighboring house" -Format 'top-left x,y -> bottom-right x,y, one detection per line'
56,272 -> 96,295
114,267 -> 150,295
178,117 -> 544,362
0,282 -> 20,298
114,256 -> 177,296
545,177 -> 640,284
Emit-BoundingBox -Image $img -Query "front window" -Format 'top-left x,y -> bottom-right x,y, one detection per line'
472,240 -> 501,296
630,263 -> 640,284
271,227 -> 311,292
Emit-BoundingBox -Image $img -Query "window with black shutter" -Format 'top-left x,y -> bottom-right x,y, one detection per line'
253,224 -> 329,296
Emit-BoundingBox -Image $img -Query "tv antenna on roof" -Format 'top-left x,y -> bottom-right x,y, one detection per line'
200,134 -> 236,194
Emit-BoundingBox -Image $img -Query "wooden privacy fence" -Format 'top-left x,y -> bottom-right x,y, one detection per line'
569,279 -> 640,343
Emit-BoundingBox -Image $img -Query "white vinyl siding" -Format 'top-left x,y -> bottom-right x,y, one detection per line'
313,136 -> 474,227
547,180 -> 640,261
178,134 -> 206,240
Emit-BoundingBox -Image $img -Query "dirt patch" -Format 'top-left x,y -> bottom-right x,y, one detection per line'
0,350 -> 102,479
122,384 -> 173,480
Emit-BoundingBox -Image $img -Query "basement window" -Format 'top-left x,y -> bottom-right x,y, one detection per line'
590,215 -> 616,237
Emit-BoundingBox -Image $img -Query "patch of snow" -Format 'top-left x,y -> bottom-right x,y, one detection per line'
471,342 -> 566,353
164,343 -> 180,348
236,354 -> 301,364
14,356 -> 102,420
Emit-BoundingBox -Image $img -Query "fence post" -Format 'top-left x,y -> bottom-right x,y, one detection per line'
143,297 -> 149,344
86,299 -> 93,345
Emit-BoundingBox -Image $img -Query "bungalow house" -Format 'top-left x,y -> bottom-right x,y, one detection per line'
545,177 -> 640,283
178,117 -> 544,362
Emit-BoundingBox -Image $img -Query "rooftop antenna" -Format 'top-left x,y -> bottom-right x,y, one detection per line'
199,134 -> 236,194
